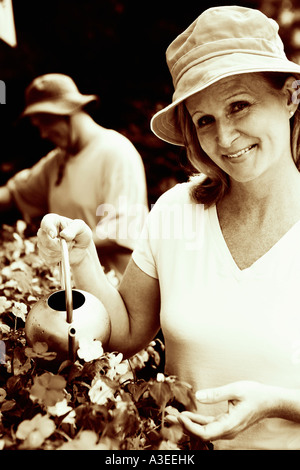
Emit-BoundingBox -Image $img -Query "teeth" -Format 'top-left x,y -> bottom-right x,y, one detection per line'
226,145 -> 254,158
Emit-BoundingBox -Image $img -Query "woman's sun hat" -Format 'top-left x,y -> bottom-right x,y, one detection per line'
150,5 -> 300,146
21,73 -> 98,117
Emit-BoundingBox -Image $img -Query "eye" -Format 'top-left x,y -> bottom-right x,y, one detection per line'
231,101 -> 250,113
197,115 -> 215,128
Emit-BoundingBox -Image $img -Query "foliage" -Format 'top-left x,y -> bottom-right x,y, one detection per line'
0,221 -> 211,451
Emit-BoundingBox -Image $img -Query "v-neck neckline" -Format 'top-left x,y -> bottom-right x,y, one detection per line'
208,204 -> 300,278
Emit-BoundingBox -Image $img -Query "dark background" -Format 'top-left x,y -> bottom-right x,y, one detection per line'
0,0 -> 299,212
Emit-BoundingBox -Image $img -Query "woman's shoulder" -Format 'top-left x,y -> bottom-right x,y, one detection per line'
151,181 -> 197,208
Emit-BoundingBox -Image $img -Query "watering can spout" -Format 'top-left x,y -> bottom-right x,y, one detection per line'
60,238 -> 73,325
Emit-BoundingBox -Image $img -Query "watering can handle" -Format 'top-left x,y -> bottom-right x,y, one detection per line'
60,238 -> 73,324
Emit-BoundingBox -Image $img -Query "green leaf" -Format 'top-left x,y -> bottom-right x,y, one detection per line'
126,380 -> 148,402
148,381 -> 173,411
170,382 -> 197,410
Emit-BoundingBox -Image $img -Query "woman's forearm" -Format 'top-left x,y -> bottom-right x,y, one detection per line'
70,241 -> 160,358
71,239 -> 115,303
71,241 -> 132,352
268,386 -> 300,422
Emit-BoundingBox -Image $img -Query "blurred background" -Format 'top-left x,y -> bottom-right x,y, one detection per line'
0,0 -> 300,213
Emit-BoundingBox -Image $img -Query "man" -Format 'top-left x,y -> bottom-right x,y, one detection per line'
0,73 -> 148,278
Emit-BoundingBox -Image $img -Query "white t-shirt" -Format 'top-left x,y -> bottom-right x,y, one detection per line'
132,182 -> 300,450
7,128 -> 148,251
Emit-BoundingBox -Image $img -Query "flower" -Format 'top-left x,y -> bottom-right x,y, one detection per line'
88,377 -> 115,405
106,352 -> 131,381
156,372 -> 165,382
2,279 -> 18,289
47,398 -> 76,425
0,388 -> 6,403
77,338 -> 104,362
16,413 -> 55,449
16,219 -> 26,235
0,322 -> 10,334
128,348 -> 150,370
11,301 -> 27,322
57,430 -> 116,450
158,439 -> 181,450
24,239 -> 35,255
0,296 -> 12,314
30,372 -> 66,407
25,342 -> 57,361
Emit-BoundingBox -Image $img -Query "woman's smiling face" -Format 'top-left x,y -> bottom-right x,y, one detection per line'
185,73 -> 295,183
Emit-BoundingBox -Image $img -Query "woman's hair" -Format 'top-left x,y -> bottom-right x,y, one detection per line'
176,72 -> 300,206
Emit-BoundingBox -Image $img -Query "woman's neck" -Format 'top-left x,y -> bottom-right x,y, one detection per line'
215,162 -> 300,270
220,161 -> 300,222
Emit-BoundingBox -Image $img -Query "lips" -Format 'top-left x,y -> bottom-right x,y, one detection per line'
224,144 -> 256,159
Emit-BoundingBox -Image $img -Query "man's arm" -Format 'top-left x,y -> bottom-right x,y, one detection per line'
0,186 -> 16,211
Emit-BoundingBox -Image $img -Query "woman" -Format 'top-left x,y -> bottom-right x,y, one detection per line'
37,6 -> 300,449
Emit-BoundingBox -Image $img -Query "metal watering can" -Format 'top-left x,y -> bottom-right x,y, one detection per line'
25,239 -> 111,362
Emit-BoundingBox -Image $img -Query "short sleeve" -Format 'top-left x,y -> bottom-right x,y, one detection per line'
132,212 -> 158,279
132,182 -> 196,280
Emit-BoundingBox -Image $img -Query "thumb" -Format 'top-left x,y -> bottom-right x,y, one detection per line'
196,383 -> 240,404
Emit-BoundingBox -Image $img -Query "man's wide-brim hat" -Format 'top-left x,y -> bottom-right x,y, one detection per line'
21,73 -> 98,117
150,5 -> 300,146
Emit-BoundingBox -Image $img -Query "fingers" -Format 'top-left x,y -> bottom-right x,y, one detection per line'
176,382 -> 267,442
60,219 -> 92,247
165,411 -> 217,441
40,214 -> 92,246
195,382 -> 242,404
37,227 -> 62,265
177,413 -> 212,441
179,411 -> 216,425
38,214 -> 93,266
178,411 -> 237,441
40,213 -> 71,239
177,413 -> 221,441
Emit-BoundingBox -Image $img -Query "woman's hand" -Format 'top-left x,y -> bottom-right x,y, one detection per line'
175,381 -> 280,441
37,213 -> 93,266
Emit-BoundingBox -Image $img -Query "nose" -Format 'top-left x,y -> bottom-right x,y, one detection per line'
215,118 -> 240,149
39,127 -> 50,139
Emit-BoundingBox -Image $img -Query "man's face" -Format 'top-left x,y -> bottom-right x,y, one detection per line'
30,113 -> 71,149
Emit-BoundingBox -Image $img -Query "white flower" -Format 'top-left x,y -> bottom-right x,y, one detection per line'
77,338 -> 104,362
88,378 -> 115,405
0,296 -> 12,314
16,413 -> 55,449
0,322 -> 10,334
24,239 -> 35,255
106,352 -> 130,380
156,373 -> 165,382
11,301 -> 27,322
47,399 -> 76,425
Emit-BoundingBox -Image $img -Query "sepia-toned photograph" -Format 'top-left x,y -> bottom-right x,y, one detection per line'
0,0 -> 300,454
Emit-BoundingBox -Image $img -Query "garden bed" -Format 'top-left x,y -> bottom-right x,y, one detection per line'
0,221 -> 211,450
